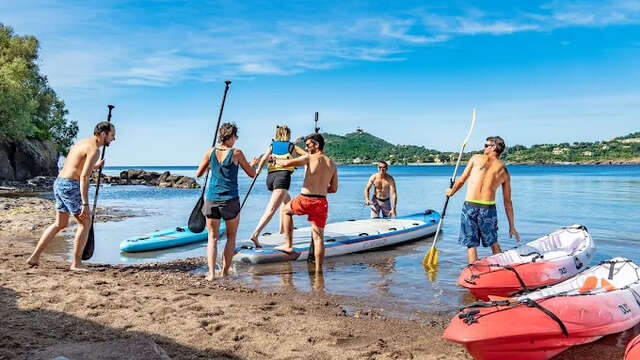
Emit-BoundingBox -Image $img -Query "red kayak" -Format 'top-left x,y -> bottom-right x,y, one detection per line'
458,225 -> 593,300
444,258 -> 640,360
625,334 -> 640,360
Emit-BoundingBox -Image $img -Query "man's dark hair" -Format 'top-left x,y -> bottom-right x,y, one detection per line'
94,121 -> 115,136
218,122 -> 238,143
304,133 -> 325,150
378,160 -> 388,167
486,136 -> 506,156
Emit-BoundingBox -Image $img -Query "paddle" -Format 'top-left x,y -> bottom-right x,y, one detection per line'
240,170 -> 259,211
308,111 -> 319,263
82,105 -> 115,261
188,80 -> 232,233
423,109 -> 476,271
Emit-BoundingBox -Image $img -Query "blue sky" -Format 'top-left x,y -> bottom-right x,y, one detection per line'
2,0 -> 639,165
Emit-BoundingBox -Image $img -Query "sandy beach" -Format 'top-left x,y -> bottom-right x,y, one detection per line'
0,195 -> 632,360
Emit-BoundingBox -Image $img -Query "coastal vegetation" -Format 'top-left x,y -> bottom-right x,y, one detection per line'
0,24 -> 78,155
315,129 -> 640,165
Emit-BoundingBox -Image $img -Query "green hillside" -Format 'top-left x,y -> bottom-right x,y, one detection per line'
308,130 -> 640,165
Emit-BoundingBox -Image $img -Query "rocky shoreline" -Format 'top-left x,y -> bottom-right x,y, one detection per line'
91,169 -> 200,189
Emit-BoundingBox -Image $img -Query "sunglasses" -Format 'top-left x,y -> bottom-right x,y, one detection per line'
378,166 -> 387,169
484,143 -> 495,148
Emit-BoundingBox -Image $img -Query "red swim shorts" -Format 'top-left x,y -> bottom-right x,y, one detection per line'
290,194 -> 328,228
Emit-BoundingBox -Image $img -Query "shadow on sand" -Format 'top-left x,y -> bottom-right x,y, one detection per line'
1,286 -> 243,360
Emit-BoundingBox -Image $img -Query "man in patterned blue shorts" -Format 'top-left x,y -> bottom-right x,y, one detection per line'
445,136 -> 520,264
27,122 -> 115,271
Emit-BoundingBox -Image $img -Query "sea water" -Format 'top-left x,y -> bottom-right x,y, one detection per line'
44,165 -> 640,316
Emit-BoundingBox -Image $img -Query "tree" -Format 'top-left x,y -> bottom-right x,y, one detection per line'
0,23 -> 78,155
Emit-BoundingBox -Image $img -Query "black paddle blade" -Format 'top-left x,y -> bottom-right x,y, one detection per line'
188,196 -> 206,233
82,225 -> 95,260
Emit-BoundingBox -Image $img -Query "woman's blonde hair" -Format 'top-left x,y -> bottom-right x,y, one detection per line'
274,125 -> 291,141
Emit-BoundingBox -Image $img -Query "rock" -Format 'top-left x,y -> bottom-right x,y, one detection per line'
141,171 -> 157,182
0,139 -> 58,181
0,142 -> 14,180
13,139 -> 58,180
87,169 -> 199,189
157,171 -> 170,183
127,169 -> 144,180
174,176 -> 199,189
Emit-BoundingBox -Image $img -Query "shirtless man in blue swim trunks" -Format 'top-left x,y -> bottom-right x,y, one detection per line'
364,161 -> 397,218
27,121 -> 115,271
445,136 -> 520,264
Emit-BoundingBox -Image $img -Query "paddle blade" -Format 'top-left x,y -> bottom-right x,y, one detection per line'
426,265 -> 439,281
82,225 -> 95,260
423,246 -> 438,269
188,196 -> 206,233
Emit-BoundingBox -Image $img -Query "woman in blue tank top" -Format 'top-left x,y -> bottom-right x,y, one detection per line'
248,125 -> 306,248
195,123 -> 258,281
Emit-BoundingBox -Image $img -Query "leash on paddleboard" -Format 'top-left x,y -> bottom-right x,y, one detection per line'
188,81 -> 231,233
82,105 -> 115,261
423,109 -> 476,272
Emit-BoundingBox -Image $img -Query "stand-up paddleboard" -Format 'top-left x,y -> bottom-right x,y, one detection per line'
120,222 -> 226,253
233,210 -> 440,264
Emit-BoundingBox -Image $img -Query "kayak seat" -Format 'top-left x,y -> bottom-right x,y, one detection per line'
491,245 -> 542,266
601,278 -> 616,292
578,276 -> 598,293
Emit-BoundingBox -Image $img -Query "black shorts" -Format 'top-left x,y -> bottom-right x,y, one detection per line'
202,197 -> 240,220
266,170 -> 292,191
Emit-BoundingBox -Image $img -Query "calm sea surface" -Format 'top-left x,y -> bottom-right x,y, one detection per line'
42,165 -> 640,317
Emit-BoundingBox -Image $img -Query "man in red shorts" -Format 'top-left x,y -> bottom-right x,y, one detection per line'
274,133 -> 338,272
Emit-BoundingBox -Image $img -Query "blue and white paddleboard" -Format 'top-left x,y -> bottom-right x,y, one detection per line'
120,222 -> 226,253
233,210 -> 440,264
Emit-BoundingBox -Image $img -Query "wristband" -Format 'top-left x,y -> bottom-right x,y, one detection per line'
82,203 -> 89,206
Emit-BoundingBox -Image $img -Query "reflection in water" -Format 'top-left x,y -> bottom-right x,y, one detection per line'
307,263 -> 325,294
426,265 -> 439,282
280,262 -> 294,290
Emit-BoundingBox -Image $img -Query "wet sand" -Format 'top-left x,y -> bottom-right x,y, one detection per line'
0,196 -> 632,359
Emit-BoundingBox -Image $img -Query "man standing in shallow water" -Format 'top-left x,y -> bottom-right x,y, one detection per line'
273,133 -> 338,272
445,136 -> 520,264
364,160 -> 397,218
27,122 -> 115,271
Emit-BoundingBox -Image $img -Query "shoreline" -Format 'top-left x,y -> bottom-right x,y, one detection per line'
0,193 -> 633,359
1,237 -> 468,359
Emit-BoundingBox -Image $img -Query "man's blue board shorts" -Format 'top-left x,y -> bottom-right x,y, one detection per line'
53,177 -> 82,215
459,201 -> 498,248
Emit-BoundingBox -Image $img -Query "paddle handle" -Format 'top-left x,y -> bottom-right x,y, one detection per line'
428,109 -> 476,250
90,105 -> 115,219
199,81 -> 232,198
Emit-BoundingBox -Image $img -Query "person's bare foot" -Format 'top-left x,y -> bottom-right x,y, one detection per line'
249,237 -> 262,248
70,263 -> 90,272
274,245 -> 294,253
26,256 -> 39,267
205,273 -> 216,281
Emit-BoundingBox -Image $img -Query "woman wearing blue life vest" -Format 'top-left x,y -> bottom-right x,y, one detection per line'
249,125 -> 306,247
196,123 -> 258,281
